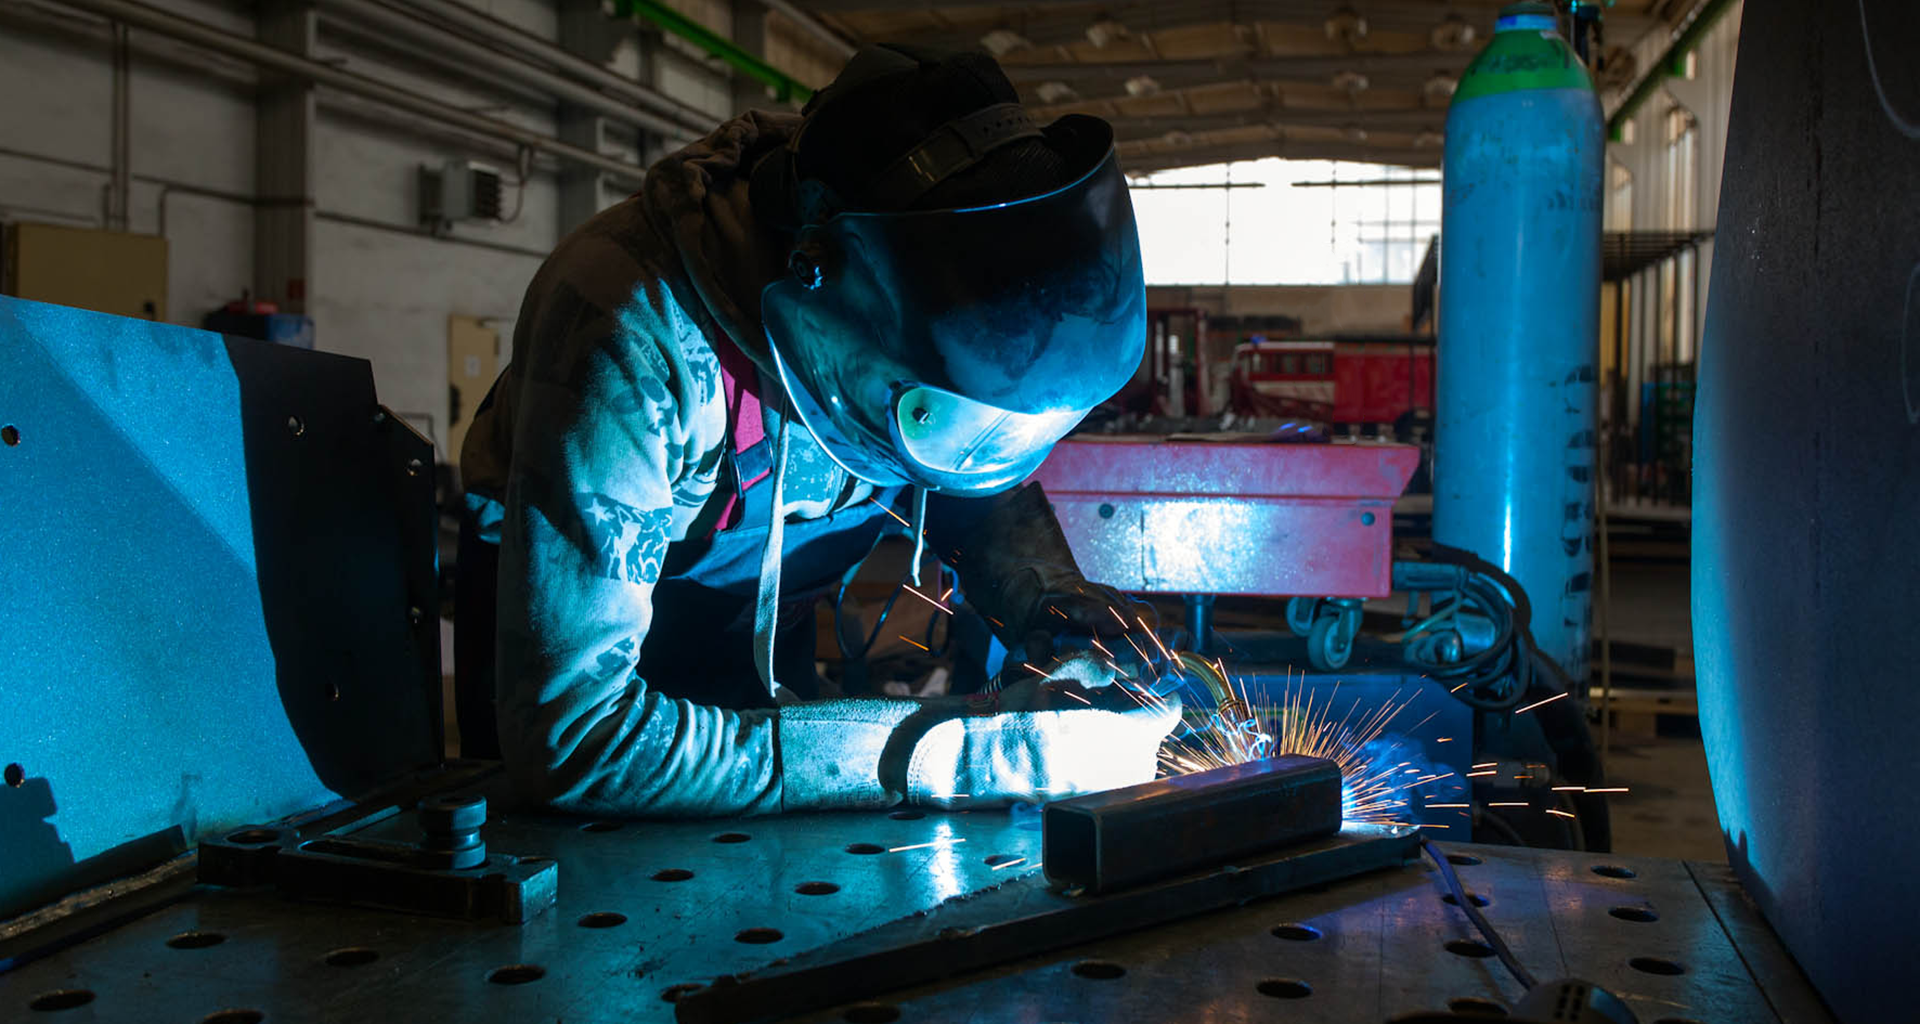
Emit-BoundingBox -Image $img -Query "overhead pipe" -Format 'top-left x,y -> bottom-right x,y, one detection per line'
615,0 -> 813,104
318,0 -> 698,141
385,0 -> 713,131
757,0 -> 855,60
1606,0 -> 1739,136
48,0 -> 648,184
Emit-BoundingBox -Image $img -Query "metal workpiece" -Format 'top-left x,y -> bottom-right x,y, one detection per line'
5,809 -> 1824,1024
0,297 -> 442,921
1041,755 -> 1343,893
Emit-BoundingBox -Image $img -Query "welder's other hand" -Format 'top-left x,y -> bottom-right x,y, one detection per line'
904,684 -> 1181,809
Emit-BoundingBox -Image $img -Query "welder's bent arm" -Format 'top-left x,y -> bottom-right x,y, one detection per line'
492,285 -> 791,818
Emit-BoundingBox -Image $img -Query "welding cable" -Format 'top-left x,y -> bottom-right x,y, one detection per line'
1404,569 -> 1531,712
1422,839 -> 1538,990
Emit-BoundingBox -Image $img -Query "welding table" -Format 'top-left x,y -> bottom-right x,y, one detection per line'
8,793 -> 1827,1024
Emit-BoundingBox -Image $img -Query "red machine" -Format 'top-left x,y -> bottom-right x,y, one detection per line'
1229,340 -> 1433,426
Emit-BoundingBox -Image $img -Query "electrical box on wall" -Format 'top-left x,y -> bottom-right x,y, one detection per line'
418,160 -> 504,229
2,222 -> 167,320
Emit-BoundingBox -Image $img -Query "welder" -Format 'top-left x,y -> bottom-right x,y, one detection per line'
455,44 -> 1179,817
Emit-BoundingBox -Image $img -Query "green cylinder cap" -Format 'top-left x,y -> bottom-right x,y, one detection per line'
1453,2 -> 1593,100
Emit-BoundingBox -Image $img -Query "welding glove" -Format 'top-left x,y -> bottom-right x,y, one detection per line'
777,678 -> 1180,812
951,483 -> 1154,656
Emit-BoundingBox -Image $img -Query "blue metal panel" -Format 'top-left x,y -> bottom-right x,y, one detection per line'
1435,23 -> 1603,680
0,297 -> 439,919
1693,2 -> 1920,1020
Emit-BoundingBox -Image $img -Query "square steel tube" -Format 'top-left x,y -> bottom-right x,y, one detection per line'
1042,755 -> 1343,894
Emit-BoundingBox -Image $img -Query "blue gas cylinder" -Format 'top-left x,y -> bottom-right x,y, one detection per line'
1435,2 -> 1603,681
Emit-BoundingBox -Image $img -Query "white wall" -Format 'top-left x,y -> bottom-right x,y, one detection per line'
0,0 -> 819,458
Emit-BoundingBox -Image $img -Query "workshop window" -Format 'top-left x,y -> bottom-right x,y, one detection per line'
1130,158 -> 1441,286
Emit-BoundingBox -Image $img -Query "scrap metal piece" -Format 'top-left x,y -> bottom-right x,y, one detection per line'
673,823 -> 1416,1024
1043,755 -> 1343,894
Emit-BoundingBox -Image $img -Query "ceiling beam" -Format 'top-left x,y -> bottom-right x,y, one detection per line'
1001,49 -> 1471,86
1106,106 -> 1446,140
1119,137 -> 1439,173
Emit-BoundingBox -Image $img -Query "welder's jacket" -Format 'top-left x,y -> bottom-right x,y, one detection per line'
460,113 -> 1087,817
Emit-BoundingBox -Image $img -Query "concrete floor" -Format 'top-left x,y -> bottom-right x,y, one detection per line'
1597,551 -> 1726,862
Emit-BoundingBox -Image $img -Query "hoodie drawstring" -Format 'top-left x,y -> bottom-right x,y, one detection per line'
752,412 -> 793,699
908,486 -> 928,587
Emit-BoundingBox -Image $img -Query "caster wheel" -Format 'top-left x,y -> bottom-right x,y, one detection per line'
1286,597 -> 1319,637
1308,615 -> 1354,671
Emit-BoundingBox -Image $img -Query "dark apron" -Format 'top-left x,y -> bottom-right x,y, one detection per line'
454,338 -> 903,758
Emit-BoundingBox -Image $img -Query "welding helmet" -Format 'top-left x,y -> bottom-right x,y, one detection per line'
753,48 -> 1146,496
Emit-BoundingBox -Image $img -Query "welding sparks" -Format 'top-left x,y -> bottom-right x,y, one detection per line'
1465,770 -> 1497,778
1023,663 -> 1053,680
940,587 -> 954,601
1471,762 -> 1498,769
899,635 -> 930,652
1586,787 -> 1629,794
888,839 -> 968,853
869,497 -> 911,529
1545,808 -> 1577,819
1156,659 -> 1449,828
1487,801 -> 1528,808
990,857 -> 1028,871
1514,692 -> 1569,715
902,587 -> 956,610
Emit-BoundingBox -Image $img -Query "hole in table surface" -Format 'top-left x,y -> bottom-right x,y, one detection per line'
796,881 -> 841,895
28,989 -> 95,1012
1630,956 -> 1686,976
735,927 -> 784,944
1,425 -> 19,447
202,1011 -> 264,1024
713,831 -> 751,843
1071,960 -> 1126,980
1256,978 -> 1312,999
166,931 -> 227,950
324,947 -> 379,967
487,964 -> 546,985
651,868 -> 694,882
1442,892 -> 1491,907
1592,864 -> 1637,879
1270,923 -> 1321,941
1448,997 -> 1508,1016
578,912 -> 628,928
1445,939 -> 1497,959
842,1004 -> 901,1023
845,842 -> 885,855
3,763 -> 23,787
1609,906 -> 1659,923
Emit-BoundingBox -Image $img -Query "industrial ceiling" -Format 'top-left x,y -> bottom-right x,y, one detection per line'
793,1 -> 1685,172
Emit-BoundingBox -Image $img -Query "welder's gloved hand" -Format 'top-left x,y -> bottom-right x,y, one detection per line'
776,680 -> 1181,812
955,483 -> 1153,654
903,678 -> 1181,810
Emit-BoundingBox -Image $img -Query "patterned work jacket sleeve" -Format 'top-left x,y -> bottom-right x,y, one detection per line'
492,253 -> 781,818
